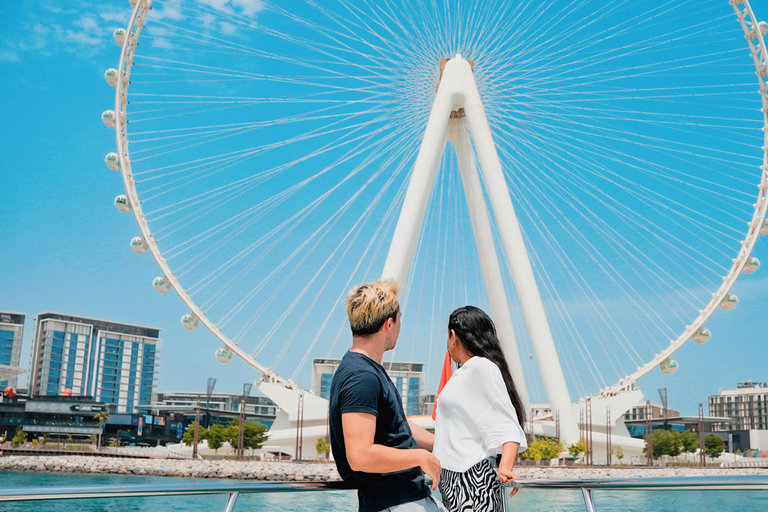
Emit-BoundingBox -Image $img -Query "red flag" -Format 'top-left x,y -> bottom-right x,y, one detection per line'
431,350 -> 453,420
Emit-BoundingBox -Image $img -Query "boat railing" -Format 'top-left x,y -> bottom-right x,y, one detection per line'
501,475 -> 768,512
0,475 -> 766,511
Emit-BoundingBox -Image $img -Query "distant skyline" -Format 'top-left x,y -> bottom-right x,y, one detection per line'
2,0 -> 767,417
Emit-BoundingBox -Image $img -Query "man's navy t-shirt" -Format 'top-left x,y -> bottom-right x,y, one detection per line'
329,351 -> 430,511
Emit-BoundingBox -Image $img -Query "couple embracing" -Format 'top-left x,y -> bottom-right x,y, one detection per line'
329,279 -> 528,512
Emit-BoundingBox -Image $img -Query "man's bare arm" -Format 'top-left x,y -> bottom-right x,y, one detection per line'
407,420 -> 435,451
343,412 -> 440,490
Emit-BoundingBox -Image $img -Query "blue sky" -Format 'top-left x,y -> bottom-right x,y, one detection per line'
1,0 -> 767,416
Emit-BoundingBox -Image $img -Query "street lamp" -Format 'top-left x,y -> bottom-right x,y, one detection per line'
205,378 -> 217,429
237,382 -> 252,459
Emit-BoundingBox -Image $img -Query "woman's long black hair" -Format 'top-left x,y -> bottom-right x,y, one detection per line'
449,305 -> 526,425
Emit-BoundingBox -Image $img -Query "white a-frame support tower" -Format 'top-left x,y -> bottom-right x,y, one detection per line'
382,55 -> 580,444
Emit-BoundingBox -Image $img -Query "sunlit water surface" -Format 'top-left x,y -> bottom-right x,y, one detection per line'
0,471 -> 766,511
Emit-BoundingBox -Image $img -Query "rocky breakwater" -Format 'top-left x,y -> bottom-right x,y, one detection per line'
515,466 -> 768,479
2,456 -> 767,481
0,455 -> 342,481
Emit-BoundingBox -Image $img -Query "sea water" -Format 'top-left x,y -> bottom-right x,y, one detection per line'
0,471 -> 766,511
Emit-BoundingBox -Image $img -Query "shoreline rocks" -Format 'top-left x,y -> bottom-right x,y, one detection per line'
0,455 -> 766,481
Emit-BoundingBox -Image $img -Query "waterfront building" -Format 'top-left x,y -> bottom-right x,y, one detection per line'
709,381 -> 768,431
0,393 -> 185,446
312,358 -> 425,415
0,312 -> 25,388
29,312 -> 161,414
622,400 -> 680,422
153,391 -> 277,427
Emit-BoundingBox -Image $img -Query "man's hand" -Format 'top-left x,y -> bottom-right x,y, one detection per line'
418,449 -> 441,490
343,412 -> 442,488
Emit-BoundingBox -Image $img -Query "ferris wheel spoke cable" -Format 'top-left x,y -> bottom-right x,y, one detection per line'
288,153 -> 415,382
185,118 -> 425,301
255,137 -> 421,364
502,168 -> 618,391
506,152 -> 662,367
422,156 -> 451,386
142,107 -> 401,224
147,108 -> 402,242
506,135 -> 716,316
503,118 -> 738,281
494,114 -> 755,248
213,129 -> 421,331
508,142 -> 716,330
494,87 -> 759,199
506,177 -> 646,385
502,146 -> 681,362
130,94 -> 395,170
147,6 -> 401,80
224,121 -> 426,336
493,138 -> 740,282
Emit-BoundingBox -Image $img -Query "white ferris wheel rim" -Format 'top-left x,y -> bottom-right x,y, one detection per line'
109,0 -> 768,398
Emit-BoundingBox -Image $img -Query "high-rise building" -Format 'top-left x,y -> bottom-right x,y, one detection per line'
0,312 -> 25,388
312,357 -> 425,415
29,312 -> 161,413
709,381 -> 768,431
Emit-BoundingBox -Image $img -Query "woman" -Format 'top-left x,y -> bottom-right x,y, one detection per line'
433,306 -> 527,512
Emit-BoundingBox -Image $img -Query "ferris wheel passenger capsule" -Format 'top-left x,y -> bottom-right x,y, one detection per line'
130,236 -> 148,254
743,257 -> 760,274
720,293 -> 738,310
760,219 -> 768,236
102,110 -> 116,129
759,21 -> 768,36
105,152 -> 120,171
113,28 -> 127,47
104,68 -> 119,87
181,313 -> 199,330
129,0 -> 139,7
152,276 -> 171,293
692,327 -> 711,344
114,195 -> 131,213
659,358 -> 678,375
215,347 -> 233,363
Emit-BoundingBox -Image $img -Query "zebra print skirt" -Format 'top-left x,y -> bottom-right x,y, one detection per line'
438,458 -> 503,512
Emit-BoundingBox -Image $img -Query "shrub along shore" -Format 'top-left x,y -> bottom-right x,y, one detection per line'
0,455 -> 766,481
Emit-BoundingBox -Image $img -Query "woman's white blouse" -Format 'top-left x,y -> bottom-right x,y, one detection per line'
432,356 -> 528,472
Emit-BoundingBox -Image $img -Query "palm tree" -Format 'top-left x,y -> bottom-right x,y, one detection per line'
94,411 -> 110,451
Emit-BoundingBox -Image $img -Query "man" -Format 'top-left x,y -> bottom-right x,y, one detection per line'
329,279 -> 446,512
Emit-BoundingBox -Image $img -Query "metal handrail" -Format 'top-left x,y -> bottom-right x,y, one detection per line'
0,480 -> 349,511
501,475 -> 768,512
0,476 -> 765,511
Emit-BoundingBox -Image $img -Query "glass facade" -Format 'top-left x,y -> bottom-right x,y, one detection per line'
319,373 -> 333,399
312,358 -> 426,416
0,312 -> 25,388
31,314 -> 161,414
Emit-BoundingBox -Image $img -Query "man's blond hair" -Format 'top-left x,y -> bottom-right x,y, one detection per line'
346,279 -> 400,336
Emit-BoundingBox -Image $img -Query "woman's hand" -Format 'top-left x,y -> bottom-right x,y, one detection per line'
498,467 -> 519,497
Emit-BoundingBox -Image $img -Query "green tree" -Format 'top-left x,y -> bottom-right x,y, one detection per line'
243,420 -> 269,451
224,419 -> 269,455
611,445 -> 624,463
644,429 -> 682,459
11,426 -> 27,447
316,436 -> 330,459
94,410 -> 110,450
207,424 -> 226,454
680,431 -> 699,460
568,439 -> 586,460
182,421 -> 206,446
524,437 -> 563,461
704,434 -> 724,460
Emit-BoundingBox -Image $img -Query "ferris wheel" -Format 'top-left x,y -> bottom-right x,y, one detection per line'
104,0 -> 768,411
